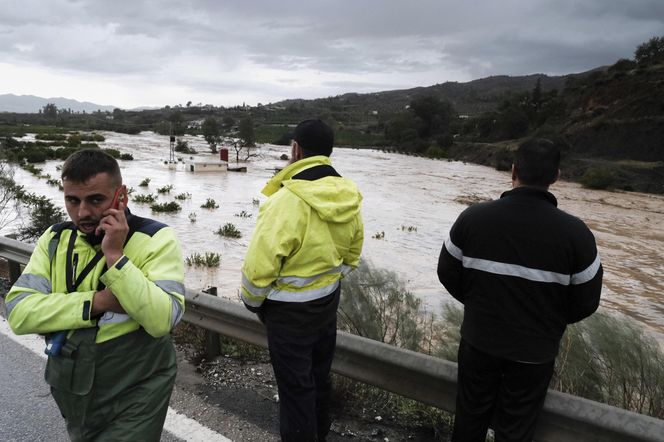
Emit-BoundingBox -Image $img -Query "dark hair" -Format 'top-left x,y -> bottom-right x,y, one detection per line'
513,138 -> 560,187
293,119 -> 334,157
61,149 -> 122,185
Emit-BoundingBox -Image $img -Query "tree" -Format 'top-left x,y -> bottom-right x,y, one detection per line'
222,116 -> 235,130
635,35 -> 664,66
409,95 -> 456,138
43,103 -> 58,119
0,163 -> 21,231
238,116 -> 255,147
167,110 -> 186,135
17,195 -> 66,243
202,117 -> 220,153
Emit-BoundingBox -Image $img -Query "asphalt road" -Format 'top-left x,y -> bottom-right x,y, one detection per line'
0,324 -> 195,442
0,330 -> 69,442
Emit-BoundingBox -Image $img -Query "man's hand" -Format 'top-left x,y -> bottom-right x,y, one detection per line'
96,198 -> 129,266
91,288 -> 126,316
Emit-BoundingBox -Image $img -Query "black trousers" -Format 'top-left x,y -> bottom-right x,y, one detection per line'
452,339 -> 555,442
267,320 -> 337,442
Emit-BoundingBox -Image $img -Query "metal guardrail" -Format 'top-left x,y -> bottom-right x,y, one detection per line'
1,235 -> 663,442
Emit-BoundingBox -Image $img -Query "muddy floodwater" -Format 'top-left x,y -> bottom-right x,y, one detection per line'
6,131 -> 664,342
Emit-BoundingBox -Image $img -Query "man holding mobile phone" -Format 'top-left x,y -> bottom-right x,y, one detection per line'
5,149 -> 185,441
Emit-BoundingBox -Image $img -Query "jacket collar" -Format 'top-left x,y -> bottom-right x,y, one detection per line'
262,156 -> 332,197
500,186 -> 558,207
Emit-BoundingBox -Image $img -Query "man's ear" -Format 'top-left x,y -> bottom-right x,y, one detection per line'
291,142 -> 303,163
552,168 -> 560,184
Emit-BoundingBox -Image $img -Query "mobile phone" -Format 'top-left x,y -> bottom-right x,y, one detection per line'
110,187 -> 127,209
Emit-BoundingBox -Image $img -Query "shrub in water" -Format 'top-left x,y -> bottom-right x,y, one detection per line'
216,223 -> 241,238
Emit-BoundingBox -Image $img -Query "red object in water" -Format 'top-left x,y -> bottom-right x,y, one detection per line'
219,148 -> 229,162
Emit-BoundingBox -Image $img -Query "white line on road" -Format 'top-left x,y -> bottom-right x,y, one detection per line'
0,317 -> 232,442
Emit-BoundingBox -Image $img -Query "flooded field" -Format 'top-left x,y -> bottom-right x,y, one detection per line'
6,131 -> 664,341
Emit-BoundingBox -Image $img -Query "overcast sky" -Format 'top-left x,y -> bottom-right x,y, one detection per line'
1,0 -> 662,109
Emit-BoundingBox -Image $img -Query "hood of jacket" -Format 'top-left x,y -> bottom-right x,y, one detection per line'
262,155 -> 362,224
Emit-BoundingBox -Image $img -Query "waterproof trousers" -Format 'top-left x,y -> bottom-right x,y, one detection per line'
267,320 -> 337,442
452,339 -> 554,442
47,328 -> 177,442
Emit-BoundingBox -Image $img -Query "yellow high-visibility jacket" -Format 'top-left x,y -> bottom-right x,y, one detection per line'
5,213 -> 185,343
241,155 -> 363,309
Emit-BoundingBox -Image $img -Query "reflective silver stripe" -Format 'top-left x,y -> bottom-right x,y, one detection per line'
5,292 -> 31,317
278,264 -> 344,288
341,264 -> 354,276
155,280 -> 185,296
169,294 -> 184,328
15,273 -> 51,293
98,312 -> 132,325
571,253 -> 601,285
241,292 -> 264,308
463,257 -> 571,285
445,237 -> 595,286
267,280 -> 339,303
444,237 -> 463,261
241,275 -> 271,298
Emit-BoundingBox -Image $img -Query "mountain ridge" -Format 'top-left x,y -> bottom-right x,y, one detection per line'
0,93 -> 116,113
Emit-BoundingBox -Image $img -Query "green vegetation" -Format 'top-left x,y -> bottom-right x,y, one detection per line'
156,184 -> 173,194
581,167 -> 615,190
138,178 -> 151,187
339,261 -> 664,420
174,192 -> 192,200
201,198 -> 219,209
234,210 -> 252,218
185,252 -> 221,268
215,223 -> 241,238
150,201 -> 181,213
132,193 -> 157,204
372,231 -> 385,239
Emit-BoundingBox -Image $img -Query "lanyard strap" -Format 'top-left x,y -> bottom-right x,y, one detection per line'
65,230 -> 105,293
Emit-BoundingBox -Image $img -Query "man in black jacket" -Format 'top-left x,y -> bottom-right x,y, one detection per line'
437,138 -> 603,442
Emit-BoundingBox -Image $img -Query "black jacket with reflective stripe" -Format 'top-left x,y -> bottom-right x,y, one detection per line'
437,186 -> 603,362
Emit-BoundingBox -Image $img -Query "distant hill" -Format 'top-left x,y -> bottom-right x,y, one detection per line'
0,94 -> 116,113
272,71 -> 598,117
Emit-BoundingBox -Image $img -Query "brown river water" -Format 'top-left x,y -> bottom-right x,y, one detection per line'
6,131 -> 664,342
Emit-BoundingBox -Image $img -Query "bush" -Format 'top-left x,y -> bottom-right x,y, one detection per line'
201,198 -> 219,209
120,153 -> 134,161
339,260 -> 429,351
138,178 -> 151,187
132,193 -> 157,204
216,223 -> 241,238
581,167 -> 614,190
157,184 -> 173,194
150,201 -> 181,213
185,252 -> 221,268
16,195 -> 67,243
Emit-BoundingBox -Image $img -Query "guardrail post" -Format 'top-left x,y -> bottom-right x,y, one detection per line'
202,286 -> 221,360
8,261 -> 22,284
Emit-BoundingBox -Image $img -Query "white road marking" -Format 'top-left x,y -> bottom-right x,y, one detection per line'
0,317 -> 232,442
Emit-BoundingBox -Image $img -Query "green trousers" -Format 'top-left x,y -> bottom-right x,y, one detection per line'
45,328 -> 177,442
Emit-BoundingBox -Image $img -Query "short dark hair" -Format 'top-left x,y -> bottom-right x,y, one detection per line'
61,149 -> 122,185
293,119 -> 334,157
513,138 -> 560,187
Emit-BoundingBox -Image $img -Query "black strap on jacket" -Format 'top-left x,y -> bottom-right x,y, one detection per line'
291,164 -> 341,181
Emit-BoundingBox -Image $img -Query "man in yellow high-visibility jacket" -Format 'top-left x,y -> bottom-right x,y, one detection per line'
5,149 -> 185,441
241,119 -> 364,441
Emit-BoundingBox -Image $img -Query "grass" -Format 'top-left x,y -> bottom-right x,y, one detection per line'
157,184 -> 174,194
234,210 -> 252,218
